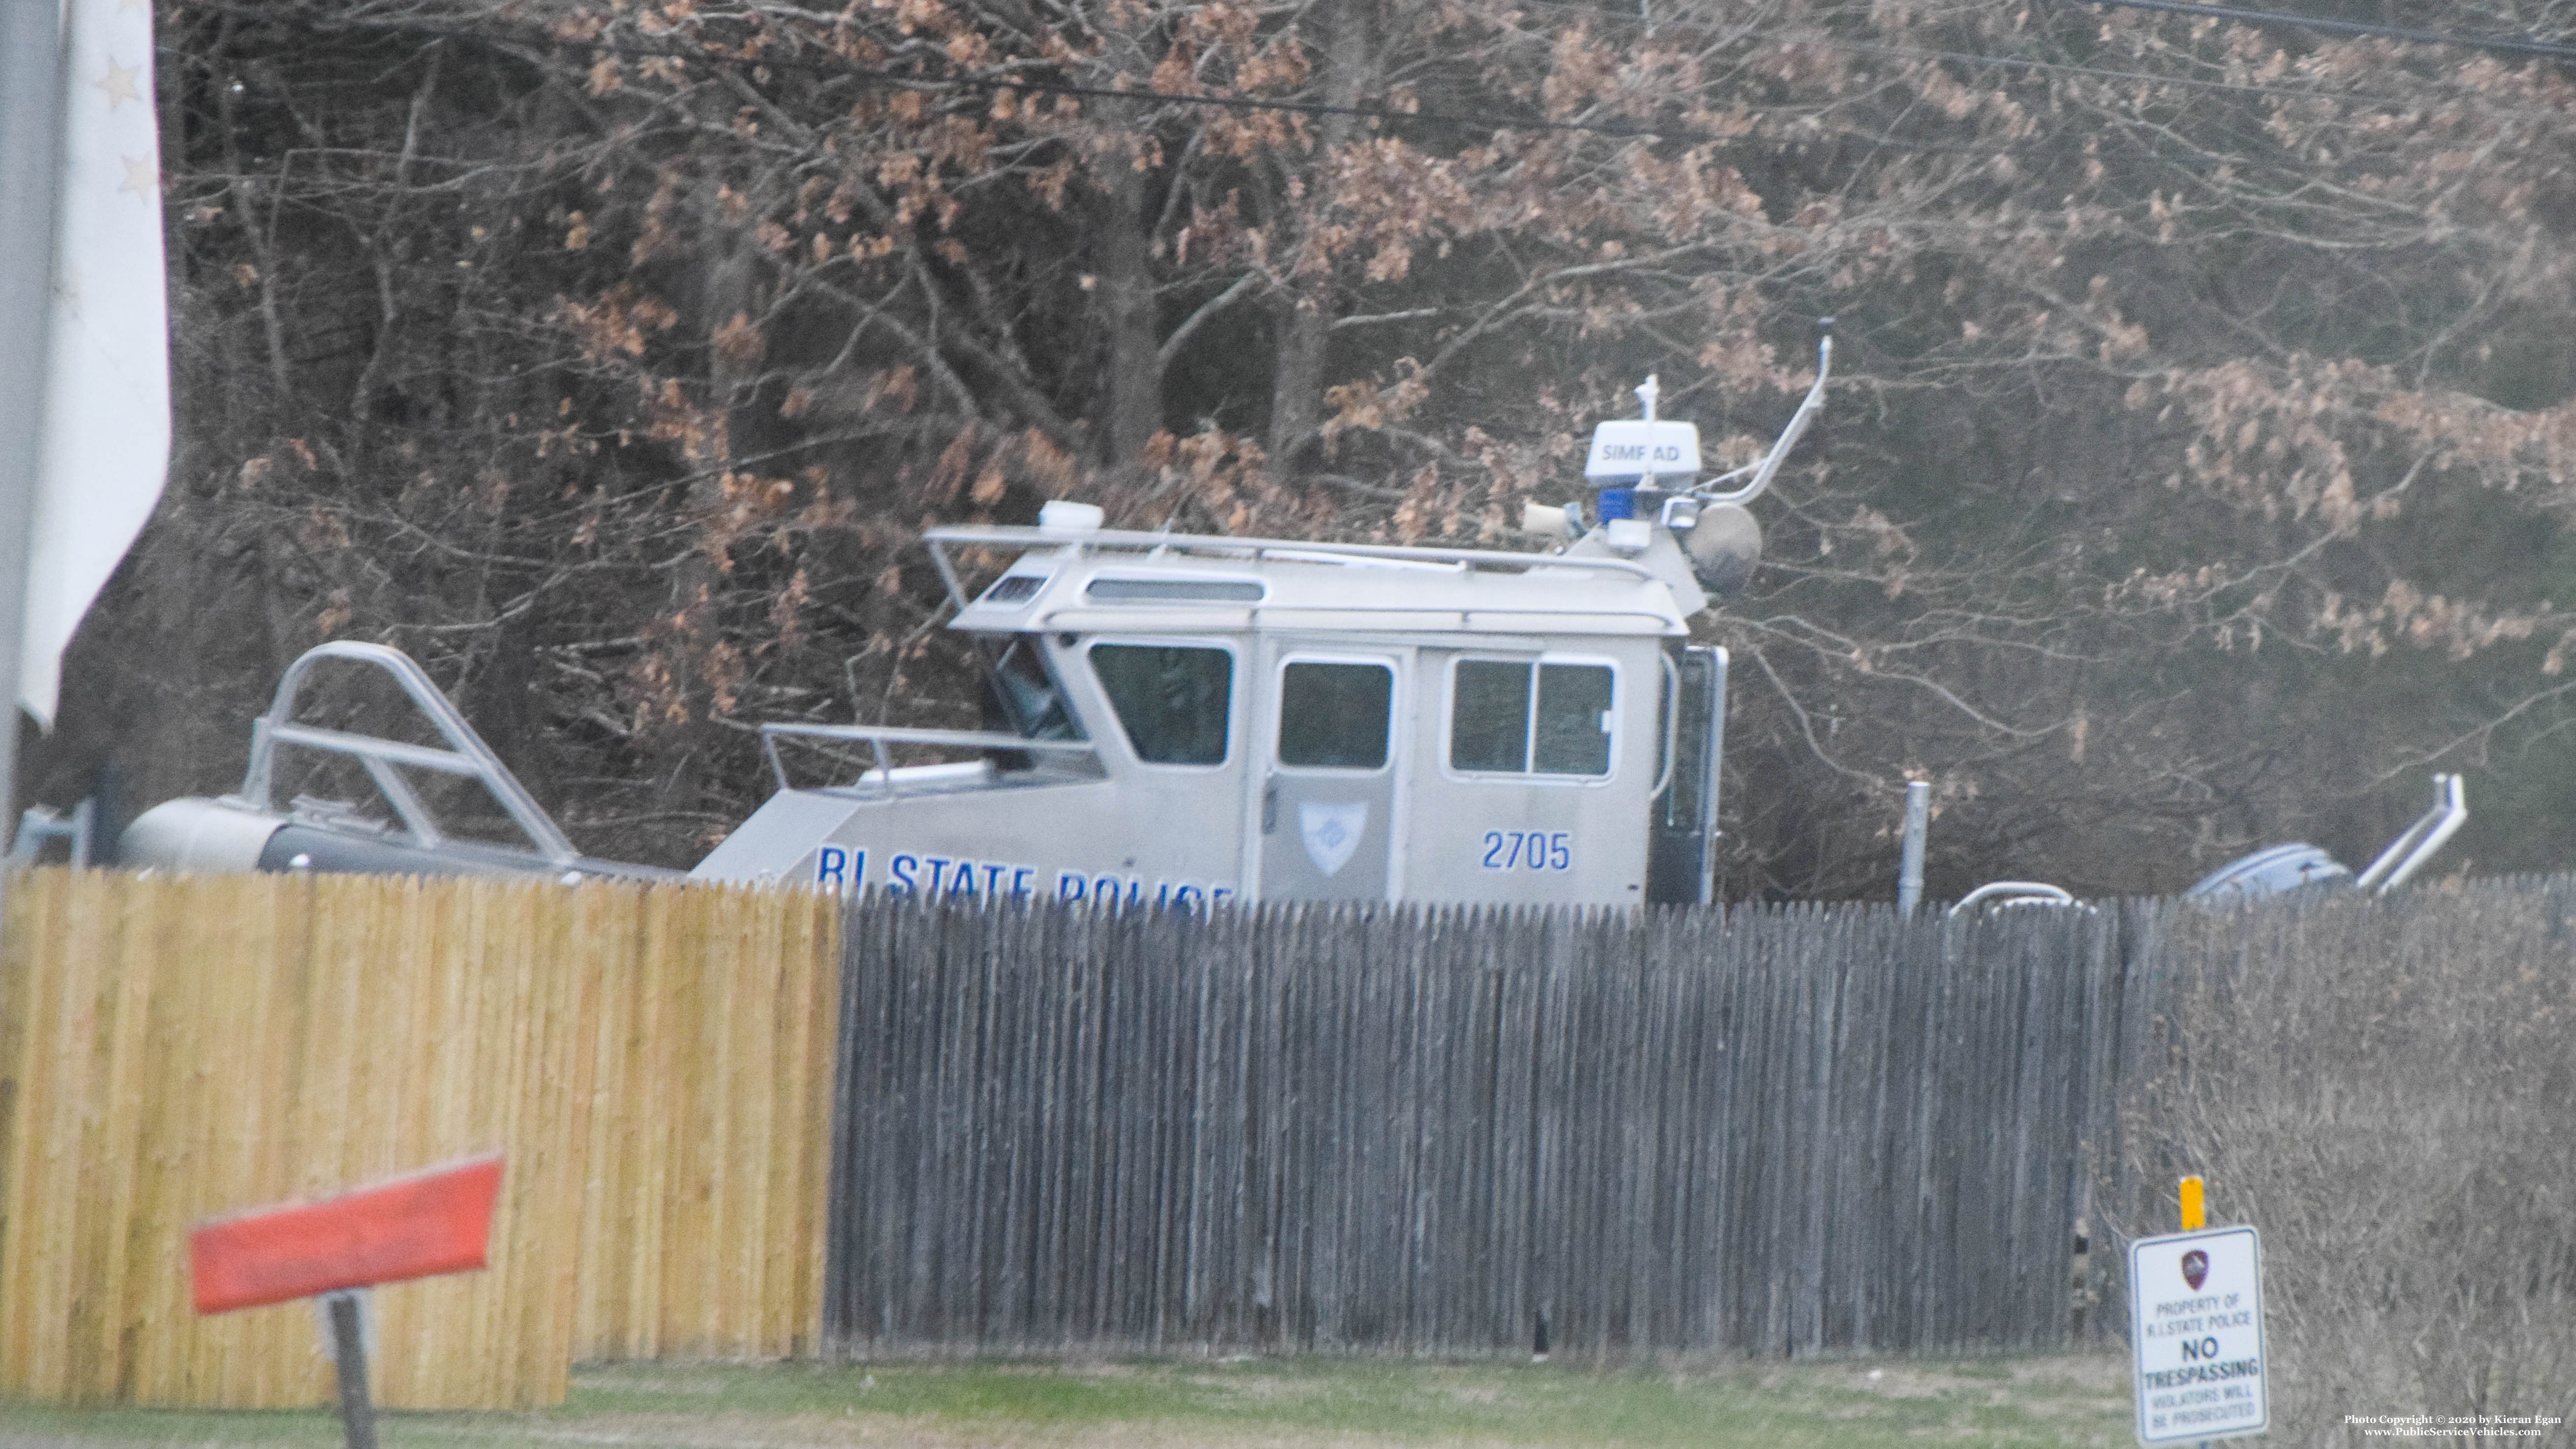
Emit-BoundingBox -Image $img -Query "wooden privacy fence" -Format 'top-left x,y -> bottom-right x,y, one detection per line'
827,897 -> 2171,1360
0,869 -> 839,1410
23,867 -> 2529,1395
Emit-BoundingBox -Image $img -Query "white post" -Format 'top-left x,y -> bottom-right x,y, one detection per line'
1897,780 -> 1929,914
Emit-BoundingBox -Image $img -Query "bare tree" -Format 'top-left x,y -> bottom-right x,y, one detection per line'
36,0 -> 2576,893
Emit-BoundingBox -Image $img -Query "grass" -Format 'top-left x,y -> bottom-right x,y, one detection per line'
0,1353 -> 2134,1448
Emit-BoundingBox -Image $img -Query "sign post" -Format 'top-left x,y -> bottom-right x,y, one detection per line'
191,1154 -> 504,1449
2128,1177 -> 2267,1445
321,1291 -> 378,1449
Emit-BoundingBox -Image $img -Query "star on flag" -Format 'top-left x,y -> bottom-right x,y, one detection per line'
96,57 -> 140,107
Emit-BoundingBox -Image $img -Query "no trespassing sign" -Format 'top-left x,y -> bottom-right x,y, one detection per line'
2128,1225 -> 2268,1445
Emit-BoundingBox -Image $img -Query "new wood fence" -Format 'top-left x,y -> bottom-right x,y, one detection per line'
0,869 -> 838,1410
826,897 -> 2177,1359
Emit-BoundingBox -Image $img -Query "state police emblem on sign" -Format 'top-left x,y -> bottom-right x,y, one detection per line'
1299,802 -> 1367,877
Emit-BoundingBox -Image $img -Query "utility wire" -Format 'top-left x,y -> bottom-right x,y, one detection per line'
2072,0 -> 2576,64
606,4 -> 2576,139
803,63 -> 1683,140
1499,0 -> 2576,118
246,7 -> 2042,159
209,0 -> 2573,167
1505,0 -> 2418,105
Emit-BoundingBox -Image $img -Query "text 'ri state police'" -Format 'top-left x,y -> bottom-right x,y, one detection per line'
810,847 -> 1233,908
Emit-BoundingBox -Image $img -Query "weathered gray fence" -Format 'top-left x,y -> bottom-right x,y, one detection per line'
825,897 -> 2194,1359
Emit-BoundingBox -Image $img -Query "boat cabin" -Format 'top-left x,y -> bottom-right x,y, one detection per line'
689,516 -> 1727,907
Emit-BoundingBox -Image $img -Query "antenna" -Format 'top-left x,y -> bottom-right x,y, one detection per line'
1636,375 -> 1659,422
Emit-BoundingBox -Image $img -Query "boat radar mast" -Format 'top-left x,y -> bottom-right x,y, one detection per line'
1521,317 -> 1833,603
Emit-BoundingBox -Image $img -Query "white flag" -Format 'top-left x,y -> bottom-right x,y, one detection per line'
24,0 -> 171,727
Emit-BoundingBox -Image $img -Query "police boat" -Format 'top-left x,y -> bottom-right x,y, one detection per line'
115,325 -> 1835,908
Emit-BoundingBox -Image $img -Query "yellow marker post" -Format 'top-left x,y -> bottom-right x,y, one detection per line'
2180,1176 -> 2210,1448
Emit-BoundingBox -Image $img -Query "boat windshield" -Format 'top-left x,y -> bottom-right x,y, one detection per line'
984,635 -> 1083,742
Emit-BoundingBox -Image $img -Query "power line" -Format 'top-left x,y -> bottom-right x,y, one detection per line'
825,64 -> 1682,141
1502,0 -> 2362,104
2073,0 -> 2576,64
809,63 -> 2037,158
209,0 -> 2572,171
1793,30 -> 2351,101
908,4 -> 2570,135
1499,0 -> 2576,120
241,7 -> 2042,161
915,1 -> 2576,141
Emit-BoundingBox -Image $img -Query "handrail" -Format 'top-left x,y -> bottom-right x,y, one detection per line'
237,642 -> 580,865
759,721 -> 1099,797
1689,645 -> 1727,907
1650,650 -> 1680,802
925,526 -> 1664,584
1694,320 -> 1833,509
2356,772 -> 2467,893
1028,603 -> 1686,632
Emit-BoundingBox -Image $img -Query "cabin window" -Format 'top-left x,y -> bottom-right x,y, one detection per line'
980,574 -> 1047,604
1277,661 -> 1393,770
1448,659 -> 1615,777
1089,643 -> 1233,765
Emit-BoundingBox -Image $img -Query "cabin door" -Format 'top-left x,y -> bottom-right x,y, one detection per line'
1253,641 -> 1409,901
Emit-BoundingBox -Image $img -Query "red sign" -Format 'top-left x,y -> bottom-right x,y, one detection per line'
190,1154 -> 504,1314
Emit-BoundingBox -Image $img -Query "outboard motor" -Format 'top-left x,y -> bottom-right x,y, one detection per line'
2183,773 -> 2466,904
2180,843 -> 2353,904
